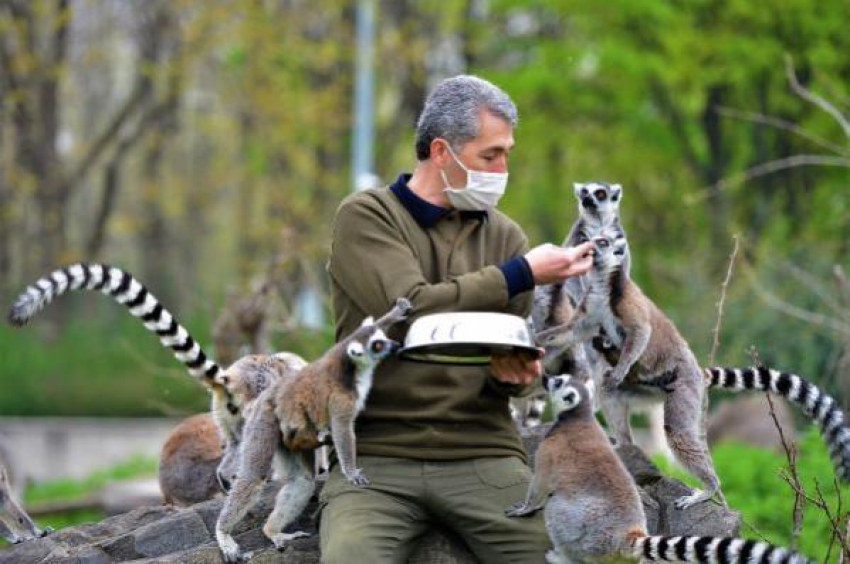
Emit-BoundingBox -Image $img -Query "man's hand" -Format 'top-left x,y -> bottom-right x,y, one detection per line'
490,348 -> 544,386
524,241 -> 594,285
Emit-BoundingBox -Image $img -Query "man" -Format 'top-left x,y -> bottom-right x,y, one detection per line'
323,75 -> 594,563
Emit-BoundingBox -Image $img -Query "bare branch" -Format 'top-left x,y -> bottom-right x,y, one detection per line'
715,105 -> 847,156
785,54 -> 850,139
778,260 -> 847,316
742,260 -> 850,338
709,235 -> 740,365
62,80 -> 149,190
715,154 -> 850,192
766,392 -> 804,548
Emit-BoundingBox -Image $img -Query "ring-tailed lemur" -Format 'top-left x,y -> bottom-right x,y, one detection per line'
536,231 -> 723,509
215,298 -> 411,562
532,181 -> 628,338
537,231 -> 850,507
159,351 -> 308,506
520,182 -> 630,431
0,461 -> 51,544
506,374 -> 813,564
7,263 -> 307,505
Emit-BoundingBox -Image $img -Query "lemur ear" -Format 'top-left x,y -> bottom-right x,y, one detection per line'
360,316 -> 375,328
573,182 -> 584,196
346,341 -> 365,358
610,184 -> 622,200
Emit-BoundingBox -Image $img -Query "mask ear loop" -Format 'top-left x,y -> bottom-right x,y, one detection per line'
439,140 -> 470,191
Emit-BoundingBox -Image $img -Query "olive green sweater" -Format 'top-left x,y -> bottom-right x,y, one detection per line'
327,176 -> 534,462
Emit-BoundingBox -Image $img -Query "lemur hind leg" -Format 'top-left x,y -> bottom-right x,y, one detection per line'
262,450 -> 316,550
662,372 -> 725,509
216,396 -> 280,563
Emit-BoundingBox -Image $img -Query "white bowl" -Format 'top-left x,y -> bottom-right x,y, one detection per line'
399,312 -> 539,365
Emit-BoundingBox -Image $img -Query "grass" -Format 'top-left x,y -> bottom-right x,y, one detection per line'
654,429 -> 849,562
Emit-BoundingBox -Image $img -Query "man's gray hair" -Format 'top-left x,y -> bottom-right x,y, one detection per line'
415,75 -> 518,161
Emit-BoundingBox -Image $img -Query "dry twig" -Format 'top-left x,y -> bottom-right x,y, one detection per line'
709,236 -> 740,365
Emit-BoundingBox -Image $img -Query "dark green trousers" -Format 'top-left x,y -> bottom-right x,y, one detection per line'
318,455 -> 550,564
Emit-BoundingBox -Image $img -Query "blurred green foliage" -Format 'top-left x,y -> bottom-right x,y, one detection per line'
0,294 -> 335,416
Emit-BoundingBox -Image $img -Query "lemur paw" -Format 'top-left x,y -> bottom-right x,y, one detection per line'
505,501 -> 538,517
673,489 -> 711,510
344,469 -> 370,486
39,526 -> 54,537
270,530 -> 312,551
602,369 -> 624,391
216,531 -> 243,563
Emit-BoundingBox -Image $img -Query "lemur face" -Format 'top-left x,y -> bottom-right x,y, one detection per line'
346,327 -> 399,367
591,231 -> 628,270
543,374 -> 593,415
573,182 -> 622,221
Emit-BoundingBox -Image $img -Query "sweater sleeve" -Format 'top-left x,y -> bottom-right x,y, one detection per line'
328,193 -> 525,322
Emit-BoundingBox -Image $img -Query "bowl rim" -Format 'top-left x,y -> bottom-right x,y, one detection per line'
398,311 -> 538,365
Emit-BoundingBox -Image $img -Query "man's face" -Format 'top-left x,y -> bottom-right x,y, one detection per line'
441,110 -> 514,188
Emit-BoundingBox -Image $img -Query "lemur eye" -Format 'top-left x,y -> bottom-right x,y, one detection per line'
370,340 -> 386,354
221,375 -> 230,385
594,189 -> 607,201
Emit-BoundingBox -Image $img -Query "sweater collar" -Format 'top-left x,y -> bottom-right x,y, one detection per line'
390,173 -> 488,228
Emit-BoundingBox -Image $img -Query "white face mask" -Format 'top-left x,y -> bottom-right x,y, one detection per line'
440,143 -> 508,211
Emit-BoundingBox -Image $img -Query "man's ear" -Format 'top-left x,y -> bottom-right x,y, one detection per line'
430,138 -> 450,166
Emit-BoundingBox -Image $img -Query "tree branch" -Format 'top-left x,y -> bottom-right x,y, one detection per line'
742,259 -> 850,338
785,54 -> 850,139
715,105 -> 846,156
63,80 -> 149,190
713,154 -> 850,193
709,235 -> 739,365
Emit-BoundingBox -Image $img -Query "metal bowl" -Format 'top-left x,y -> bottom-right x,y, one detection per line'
399,312 -> 539,365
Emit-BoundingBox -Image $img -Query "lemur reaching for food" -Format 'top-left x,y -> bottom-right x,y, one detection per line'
7,263 -> 307,505
506,374 -> 813,564
214,297 -> 411,563
522,182 -> 630,432
537,231 -> 850,508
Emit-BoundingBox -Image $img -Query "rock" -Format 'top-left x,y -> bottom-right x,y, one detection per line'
0,428 -> 740,563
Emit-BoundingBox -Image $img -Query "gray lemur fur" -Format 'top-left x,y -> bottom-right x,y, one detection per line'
7,263 -> 306,506
537,229 -> 850,508
506,374 -> 813,564
536,229 -> 723,509
214,298 -> 411,562
523,182 -> 628,427
0,461 -> 50,544
160,351 -> 308,506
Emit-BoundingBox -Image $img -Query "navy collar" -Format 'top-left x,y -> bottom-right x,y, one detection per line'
389,173 -> 488,228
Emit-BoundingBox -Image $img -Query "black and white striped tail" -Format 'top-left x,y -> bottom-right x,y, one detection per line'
8,263 -> 220,384
706,366 -> 850,481
635,535 -> 812,564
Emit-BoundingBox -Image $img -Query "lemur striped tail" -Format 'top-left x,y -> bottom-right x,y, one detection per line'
8,263 -> 221,385
634,535 -> 812,564
706,366 -> 850,481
